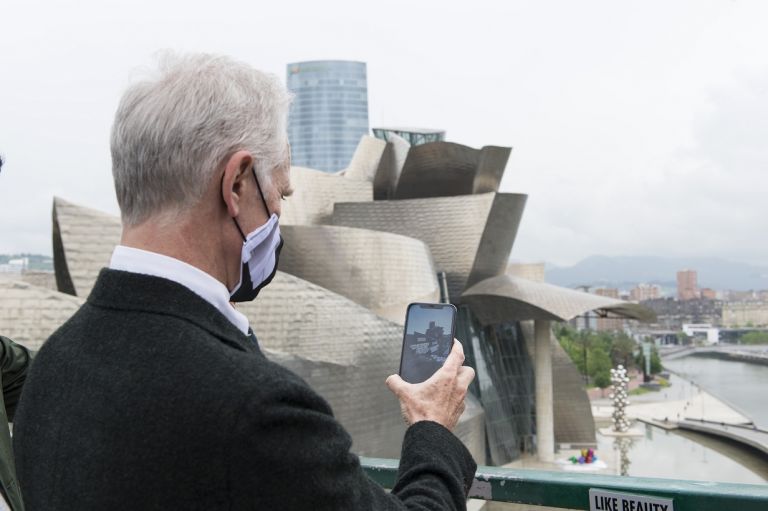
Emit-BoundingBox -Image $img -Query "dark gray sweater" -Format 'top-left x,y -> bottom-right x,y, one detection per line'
13,269 -> 476,510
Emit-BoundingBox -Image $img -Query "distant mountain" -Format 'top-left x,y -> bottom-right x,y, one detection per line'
545,255 -> 768,291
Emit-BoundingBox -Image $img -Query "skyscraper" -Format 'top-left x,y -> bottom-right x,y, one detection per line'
287,60 -> 369,173
677,269 -> 699,301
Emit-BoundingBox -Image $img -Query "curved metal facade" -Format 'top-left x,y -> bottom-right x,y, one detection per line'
461,274 -> 657,324
280,225 -> 439,323
280,166 -> 372,226
0,280 -> 83,351
373,133 -> 410,200
52,197 -> 121,298
332,192 -> 527,301
394,142 -> 511,199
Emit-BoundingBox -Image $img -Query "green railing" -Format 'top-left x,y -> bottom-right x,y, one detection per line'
361,457 -> 768,511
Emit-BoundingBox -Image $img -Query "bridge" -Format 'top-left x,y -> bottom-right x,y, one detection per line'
661,345 -> 768,365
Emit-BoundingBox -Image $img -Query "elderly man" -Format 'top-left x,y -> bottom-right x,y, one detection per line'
13,54 -> 476,510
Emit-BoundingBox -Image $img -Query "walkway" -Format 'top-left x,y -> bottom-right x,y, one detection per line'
592,373 -> 751,426
678,419 -> 768,456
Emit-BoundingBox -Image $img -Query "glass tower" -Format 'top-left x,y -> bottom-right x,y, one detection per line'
287,60 -> 369,173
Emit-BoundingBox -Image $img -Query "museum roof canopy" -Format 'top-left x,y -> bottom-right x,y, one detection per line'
461,274 -> 656,325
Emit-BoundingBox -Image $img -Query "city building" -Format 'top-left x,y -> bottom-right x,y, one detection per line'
372,127 -> 445,146
593,288 -> 624,331
287,60 -> 369,173
722,301 -> 768,327
677,269 -> 699,301
701,288 -> 717,300
630,283 -> 661,302
642,297 -> 722,330
682,323 -> 720,344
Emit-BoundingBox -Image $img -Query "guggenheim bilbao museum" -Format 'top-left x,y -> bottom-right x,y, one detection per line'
0,134 -> 654,465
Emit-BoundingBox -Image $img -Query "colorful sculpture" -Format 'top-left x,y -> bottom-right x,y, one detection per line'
568,448 -> 598,464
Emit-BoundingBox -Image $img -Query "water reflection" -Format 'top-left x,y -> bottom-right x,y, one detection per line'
613,436 -> 632,477
597,423 -> 768,484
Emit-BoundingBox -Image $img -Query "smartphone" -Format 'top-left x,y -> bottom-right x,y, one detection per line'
398,302 -> 457,384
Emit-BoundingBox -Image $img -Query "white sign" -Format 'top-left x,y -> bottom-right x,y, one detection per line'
589,489 -> 674,511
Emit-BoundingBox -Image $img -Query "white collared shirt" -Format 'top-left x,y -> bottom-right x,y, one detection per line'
109,245 -> 250,335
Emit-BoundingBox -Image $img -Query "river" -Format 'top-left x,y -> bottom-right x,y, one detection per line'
591,354 -> 768,484
662,354 -> 768,428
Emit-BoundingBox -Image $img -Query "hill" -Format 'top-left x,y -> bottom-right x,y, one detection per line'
545,255 -> 768,291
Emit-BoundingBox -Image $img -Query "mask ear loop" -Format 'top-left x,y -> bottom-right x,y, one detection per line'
251,166 -> 272,218
229,165 -> 272,243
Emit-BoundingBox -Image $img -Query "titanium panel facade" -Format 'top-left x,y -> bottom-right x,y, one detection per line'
462,274 -> 657,324
287,60 -> 369,173
333,193 -> 527,302
280,225 -> 439,323
280,166 -> 372,226
373,133 -> 410,200
342,135 -> 387,183
0,280 -> 83,351
394,142 -> 511,200
52,197 -> 121,297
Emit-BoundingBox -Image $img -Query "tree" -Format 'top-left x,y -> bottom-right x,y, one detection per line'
593,371 -> 611,389
650,346 -> 662,374
610,334 -> 636,369
741,331 -> 768,345
588,346 -> 612,389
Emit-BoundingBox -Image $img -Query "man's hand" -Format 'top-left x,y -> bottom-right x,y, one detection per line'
385,340 -> 476,432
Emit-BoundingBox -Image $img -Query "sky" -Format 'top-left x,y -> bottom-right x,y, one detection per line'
406,305 -> 455,336
1,0 -> 767,267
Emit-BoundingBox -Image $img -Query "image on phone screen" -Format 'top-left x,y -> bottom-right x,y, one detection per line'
399,303 -> 457,384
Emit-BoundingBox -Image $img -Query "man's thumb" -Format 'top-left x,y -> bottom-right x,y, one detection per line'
386,374 -> 408,396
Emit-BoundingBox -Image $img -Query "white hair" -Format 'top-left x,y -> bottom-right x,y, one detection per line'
111,52 -> 292,226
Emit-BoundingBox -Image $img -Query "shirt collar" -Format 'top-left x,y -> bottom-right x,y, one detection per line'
109,245 -> 250,335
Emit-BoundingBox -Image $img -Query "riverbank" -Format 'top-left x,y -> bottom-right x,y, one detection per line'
588,370 -> 768,483
662,355 -> 768,428
591,371 -> 751,426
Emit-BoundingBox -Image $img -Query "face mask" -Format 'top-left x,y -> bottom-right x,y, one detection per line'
229,168 -> 284,302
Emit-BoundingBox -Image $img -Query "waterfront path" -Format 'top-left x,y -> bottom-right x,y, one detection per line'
592,373 -> 751,426
678,419 -> 768,456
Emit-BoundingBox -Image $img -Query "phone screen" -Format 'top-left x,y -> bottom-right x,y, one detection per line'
399,303 -> 457,384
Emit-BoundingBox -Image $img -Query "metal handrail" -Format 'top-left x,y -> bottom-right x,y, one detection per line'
361,457 -> 768,511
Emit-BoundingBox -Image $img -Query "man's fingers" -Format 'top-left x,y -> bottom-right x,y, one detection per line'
386,374 -> 409,396
457,366 -> 476,387
442,339 -> 465,371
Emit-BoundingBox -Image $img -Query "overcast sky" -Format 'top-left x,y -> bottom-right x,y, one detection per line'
1,0 -> 767,267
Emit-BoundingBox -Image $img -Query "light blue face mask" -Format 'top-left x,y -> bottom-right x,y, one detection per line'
229,168 -> 283,302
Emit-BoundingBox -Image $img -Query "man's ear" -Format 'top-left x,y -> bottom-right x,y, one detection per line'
221,151 -> 254,218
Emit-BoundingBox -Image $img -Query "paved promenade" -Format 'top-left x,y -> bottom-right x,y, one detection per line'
592,372 -> 751,426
